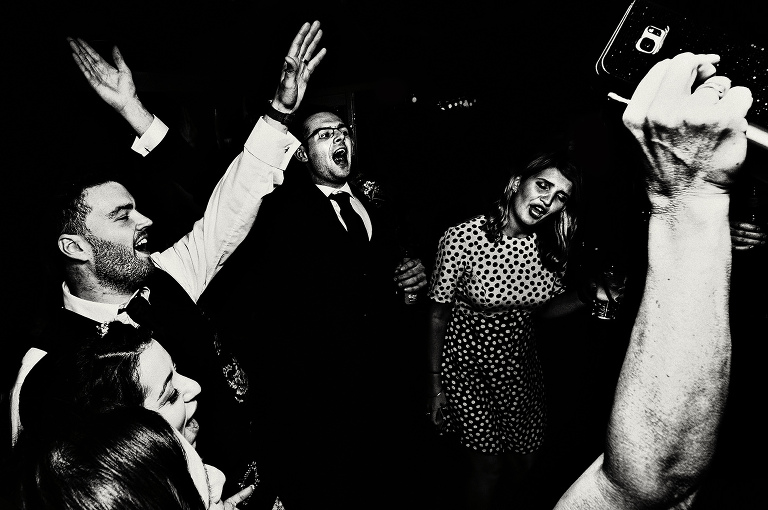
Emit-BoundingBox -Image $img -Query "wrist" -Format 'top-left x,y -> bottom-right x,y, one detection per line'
265,100 -> 295,125
119,97 -> 154,136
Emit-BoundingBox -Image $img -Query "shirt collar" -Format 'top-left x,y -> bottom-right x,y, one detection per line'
62,282 -> 151,324
317,182 -> 354,198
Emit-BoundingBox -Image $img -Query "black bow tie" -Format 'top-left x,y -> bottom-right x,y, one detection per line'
117,294 -> 152,328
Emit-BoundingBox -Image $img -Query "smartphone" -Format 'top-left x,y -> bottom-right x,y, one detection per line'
595,0 -> 768,129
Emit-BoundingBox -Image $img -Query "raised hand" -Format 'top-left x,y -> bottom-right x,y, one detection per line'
271,21 -> 327,113
622,53 -> 753,206
67,37 -> 153,135
67,37 -> 138,114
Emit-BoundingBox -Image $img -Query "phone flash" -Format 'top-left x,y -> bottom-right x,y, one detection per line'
635,25 -> 669,55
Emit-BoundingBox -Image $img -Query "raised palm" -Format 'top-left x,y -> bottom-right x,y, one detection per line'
67,37 -> 136,113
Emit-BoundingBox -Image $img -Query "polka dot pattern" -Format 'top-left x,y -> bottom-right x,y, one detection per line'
427,215 -> 564,454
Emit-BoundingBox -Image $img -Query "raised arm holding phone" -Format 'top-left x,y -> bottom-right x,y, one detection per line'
555,52 -> 752,509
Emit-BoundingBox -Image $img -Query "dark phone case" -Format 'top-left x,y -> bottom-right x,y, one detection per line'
595,0 -> 767,128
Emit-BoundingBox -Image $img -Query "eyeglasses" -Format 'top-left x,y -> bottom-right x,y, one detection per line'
304,124 -> 353,143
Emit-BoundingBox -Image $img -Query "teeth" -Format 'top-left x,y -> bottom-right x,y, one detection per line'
333,148 -> 347,164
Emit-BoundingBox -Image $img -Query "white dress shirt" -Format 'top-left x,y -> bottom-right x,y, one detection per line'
318,183 -> 372,240
10,115 -> 301,446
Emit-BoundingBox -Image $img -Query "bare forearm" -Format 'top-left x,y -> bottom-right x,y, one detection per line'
605,200 -> 732,503
119,96 -> 154,136
427,301 -> 452,393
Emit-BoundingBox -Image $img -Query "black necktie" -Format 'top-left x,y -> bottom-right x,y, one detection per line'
117,294 -> 153,328
330,192 -> 368,245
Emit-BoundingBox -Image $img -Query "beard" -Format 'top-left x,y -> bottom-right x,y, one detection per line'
85,233 -> 154,294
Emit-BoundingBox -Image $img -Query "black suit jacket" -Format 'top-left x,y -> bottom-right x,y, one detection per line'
20,268 -> 258,499
200,166 -> 417,508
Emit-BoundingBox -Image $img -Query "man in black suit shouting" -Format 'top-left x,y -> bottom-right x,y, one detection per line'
203,106 -> 428,509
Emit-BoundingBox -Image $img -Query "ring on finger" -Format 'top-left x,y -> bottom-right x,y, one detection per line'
696,81 -> 726,99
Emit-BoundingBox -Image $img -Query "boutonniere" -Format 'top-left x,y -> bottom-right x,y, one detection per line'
353,174 -> 387,209
96,322 -> 110,338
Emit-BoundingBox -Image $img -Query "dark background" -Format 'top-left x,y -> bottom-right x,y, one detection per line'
8,0 -> 765,286
5,1 -> 767,508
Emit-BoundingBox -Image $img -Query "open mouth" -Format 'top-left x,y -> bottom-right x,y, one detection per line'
332,147 -> 348,166
529,204 -> 547,220
135,234 -> 150,253
184,417 -> 200,447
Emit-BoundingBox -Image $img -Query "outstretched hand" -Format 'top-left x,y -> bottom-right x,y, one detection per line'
271,20 -> 327,113
622,52 -> 753,208
67,37 -> 138,114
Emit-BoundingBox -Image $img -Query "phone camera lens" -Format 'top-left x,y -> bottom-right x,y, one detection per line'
639,38 -> 655,52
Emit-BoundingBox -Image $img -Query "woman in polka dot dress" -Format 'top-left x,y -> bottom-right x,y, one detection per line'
426,148 -> 586,509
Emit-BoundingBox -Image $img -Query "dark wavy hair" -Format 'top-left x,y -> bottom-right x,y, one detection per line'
74,322 -> 154,413
482,147 -> 582,273
47,171 -> 126,277
19,406 -> 205,510
18,323 -> 153,445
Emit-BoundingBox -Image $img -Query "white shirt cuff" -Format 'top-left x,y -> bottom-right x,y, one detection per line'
130,116 -> 170,157
244,118 -> 301,177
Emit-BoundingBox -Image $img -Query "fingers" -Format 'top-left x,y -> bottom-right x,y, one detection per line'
68,40 -> 91,79
730,222 -> 767,249
396,258 -> 423,273
398,275 -> 426,289
718,85 -> 754,125
77,37 -> 107,70
273,20 -> 325,111
112,46 -> 129,73
302,26 -> 326,71
283,21 -> 325,75
690,76 -> 731,107
224,484 -> 255,510
286,21 -> 312,58
396,266 -> 427,289
284,21 -> 320,64
730,221 -> 766,233
660,52 -> 720,99
306,47 -> 327,73
426,393 -> 447,429
298,21 -> 322,59
67,37 -> 113,83
623,53 -> 720,130
622,51 -> 752,191
732,237 -> 765,250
